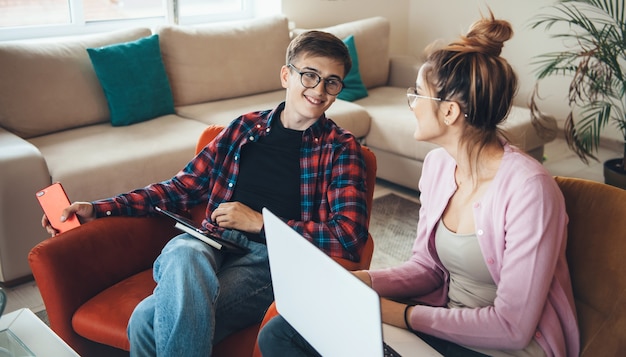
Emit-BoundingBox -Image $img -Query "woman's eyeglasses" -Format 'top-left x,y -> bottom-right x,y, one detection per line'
406,87 -> 442,109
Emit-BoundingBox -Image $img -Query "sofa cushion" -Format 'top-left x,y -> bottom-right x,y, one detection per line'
325,100 -> 371,139
158,15 -> 291,107
176,90 -> 287,127
361,87 -> 556,162
499,106 -> 557,152
0,28 -> 152,139
360,87 -> 438,161
27,115 -> 209,202
87,34 -> 175,126
337,35 -> 368,102
293,17 -> 390,90
176,90 -> 371,139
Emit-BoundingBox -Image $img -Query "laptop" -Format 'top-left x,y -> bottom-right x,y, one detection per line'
262,208 -> 442,357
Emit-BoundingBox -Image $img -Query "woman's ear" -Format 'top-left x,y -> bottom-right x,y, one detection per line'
280,65 -> 290,89
442,101 -> 463,125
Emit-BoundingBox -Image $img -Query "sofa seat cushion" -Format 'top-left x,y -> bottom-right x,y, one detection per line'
361,87 -> 556,162
158,15 -> 291,107
0,28 -> 152,139
176,90 -> 371,139
73,269 -> 155,351
359,87 -> 439,161
499,106 -> 557,153
175,90 -> 286,127
325,100 -> 371,139
28,115 -> 208,202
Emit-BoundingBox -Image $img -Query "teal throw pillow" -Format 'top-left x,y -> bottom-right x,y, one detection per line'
338,35 -> 368,102
87,34 -> 175,126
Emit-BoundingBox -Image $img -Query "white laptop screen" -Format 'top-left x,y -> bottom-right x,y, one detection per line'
263,208 -> 385,357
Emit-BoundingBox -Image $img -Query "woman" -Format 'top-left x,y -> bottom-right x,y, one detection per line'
258,11 -> 579,357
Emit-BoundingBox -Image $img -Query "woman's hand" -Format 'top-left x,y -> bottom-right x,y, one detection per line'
353,270 -> 373,287
352,271 -> 414,330
41,201 -> 95,236
381,298 -> 413,330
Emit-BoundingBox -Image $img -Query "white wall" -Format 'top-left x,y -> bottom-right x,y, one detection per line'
408,1 -> 572,129
280,0 -> 410,55
281,0 -> 622,146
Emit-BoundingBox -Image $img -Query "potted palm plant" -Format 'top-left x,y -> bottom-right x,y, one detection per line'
529,0 -> 626,189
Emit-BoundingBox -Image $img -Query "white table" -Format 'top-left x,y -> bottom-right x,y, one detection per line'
0,309 -> 79,356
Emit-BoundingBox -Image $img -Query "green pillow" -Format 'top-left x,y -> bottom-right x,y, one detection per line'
87,34 -> 175,126
338,35 -> 368,102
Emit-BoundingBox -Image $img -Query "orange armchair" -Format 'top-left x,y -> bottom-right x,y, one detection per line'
554,177 -> 626,356
29,124 -> 377,357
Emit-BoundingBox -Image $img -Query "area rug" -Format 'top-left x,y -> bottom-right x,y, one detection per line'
368,193 -> 420,270
35,309 -> 49,325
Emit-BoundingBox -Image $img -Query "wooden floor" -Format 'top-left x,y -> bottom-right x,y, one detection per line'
3,136 -> 622,315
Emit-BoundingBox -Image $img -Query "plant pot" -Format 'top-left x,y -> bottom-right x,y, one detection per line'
603,158 -> 626,190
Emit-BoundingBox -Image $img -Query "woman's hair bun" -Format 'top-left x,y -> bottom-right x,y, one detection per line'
449,11 -> 513,57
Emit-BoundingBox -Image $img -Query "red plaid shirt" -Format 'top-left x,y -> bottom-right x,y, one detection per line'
92,102 -> 369,261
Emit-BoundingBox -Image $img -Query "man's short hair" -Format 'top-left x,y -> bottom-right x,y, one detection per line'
286,30 -> 352,78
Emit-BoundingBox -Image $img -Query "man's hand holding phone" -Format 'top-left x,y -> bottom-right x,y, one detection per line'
37,182 -> 96,236
41,202 -> 96,236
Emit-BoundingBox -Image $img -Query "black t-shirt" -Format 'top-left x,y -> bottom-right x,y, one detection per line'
232,114 -> 302,241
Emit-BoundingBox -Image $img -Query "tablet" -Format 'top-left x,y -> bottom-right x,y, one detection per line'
154,206 -> 249,254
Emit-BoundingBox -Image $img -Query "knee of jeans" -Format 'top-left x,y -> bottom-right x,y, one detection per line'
162,234 -> 208,256
155,235 -> 219,274
154,236 -> 221,303
257,317 -> 274,350
128,297 -> 154,337
258,315 -> 287,347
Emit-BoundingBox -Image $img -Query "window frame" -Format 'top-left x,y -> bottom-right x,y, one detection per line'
0,0 -> 258,42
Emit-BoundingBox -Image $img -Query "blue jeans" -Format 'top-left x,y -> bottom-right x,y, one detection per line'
259,315 -> 491,357
127,231 -> 273,357
258,315 -> 321,357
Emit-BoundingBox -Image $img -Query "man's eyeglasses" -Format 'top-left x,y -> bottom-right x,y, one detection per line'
288,64 -> 344,96
406,87 -> 443,109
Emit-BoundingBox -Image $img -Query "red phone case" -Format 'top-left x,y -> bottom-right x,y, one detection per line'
36,182 -> 81,234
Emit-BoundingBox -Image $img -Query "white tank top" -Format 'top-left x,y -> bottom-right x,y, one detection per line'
435,218 -> 546,357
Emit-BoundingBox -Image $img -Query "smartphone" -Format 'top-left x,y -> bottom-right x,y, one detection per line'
35,182 -> 81,234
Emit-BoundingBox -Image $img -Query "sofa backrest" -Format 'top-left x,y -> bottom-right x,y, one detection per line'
158,15 -> 291,107
0,28 -> 151,139
292,17 -> 390,90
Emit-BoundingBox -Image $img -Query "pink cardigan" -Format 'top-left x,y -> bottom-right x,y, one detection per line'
369,144 -> 579,356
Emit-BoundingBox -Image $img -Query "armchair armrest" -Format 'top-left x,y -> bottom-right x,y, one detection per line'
28,216 -> 178,352
387,54 -> 421,88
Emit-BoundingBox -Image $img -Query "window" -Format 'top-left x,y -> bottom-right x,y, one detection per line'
0,0 -> 274,41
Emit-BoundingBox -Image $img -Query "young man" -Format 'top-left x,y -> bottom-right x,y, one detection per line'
42,30 -> 369,356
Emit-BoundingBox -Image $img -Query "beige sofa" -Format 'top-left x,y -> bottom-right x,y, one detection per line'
0,15 -> 554,284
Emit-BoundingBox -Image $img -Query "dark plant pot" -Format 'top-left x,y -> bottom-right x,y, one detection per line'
603,158 -> 626,190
